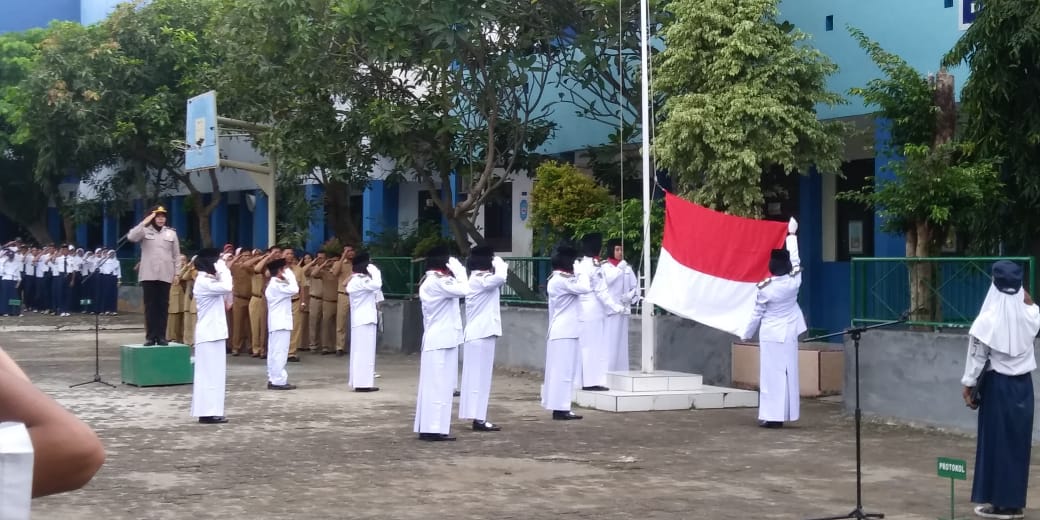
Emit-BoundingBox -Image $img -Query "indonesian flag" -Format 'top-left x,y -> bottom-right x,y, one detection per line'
647,192 -> 789,337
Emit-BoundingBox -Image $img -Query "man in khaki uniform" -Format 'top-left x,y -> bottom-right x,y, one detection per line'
127,205 -> 182,345
286,249 -> 307,362
332,246 -> 355,356
306,253 -> 328,353
183,263 -> 198,347
248,249 -> 274,358
298,254 -> 313,350
319,256 -> 339,355
229,250 -> 254,356
167,255 -> 187,344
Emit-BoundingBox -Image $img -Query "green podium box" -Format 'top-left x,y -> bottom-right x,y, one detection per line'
120,344 -> 193,387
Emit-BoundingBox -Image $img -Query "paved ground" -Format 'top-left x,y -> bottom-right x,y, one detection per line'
0,321 -> 1037,520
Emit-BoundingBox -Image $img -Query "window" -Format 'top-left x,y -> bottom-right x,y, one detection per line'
825,15 -> 834,31
483,182 -> 513,252
835,159 -> 875,262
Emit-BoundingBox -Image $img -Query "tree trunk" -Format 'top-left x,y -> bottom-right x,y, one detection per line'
196,203 -> 213,249
24,218 -> 53,247
933,68 -> 957,148
455,217 -> 540,301
62,215 -> 75,244
324,180 -> 361,246
908,221 -> 937,327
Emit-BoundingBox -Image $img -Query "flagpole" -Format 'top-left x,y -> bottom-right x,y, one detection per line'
639,0 -> 655,374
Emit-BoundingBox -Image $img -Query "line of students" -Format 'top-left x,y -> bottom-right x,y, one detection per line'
0,243 -> 122,317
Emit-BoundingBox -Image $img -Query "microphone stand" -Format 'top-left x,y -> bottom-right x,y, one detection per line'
70,234 -> 129,389
803,315 -> 908,520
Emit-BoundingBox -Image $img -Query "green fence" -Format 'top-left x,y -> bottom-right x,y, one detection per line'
119,258 -> 139,286
850,257 -> 1036,328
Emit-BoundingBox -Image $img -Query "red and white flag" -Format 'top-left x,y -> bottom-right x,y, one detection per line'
647,192 -> 789,337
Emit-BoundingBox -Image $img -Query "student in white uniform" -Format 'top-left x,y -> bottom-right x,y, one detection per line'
542,245 -> 591,420
601,238 -> 640,372
191,248 -> 233,424
458,246 -> 508,431
741,221 -> 805,428
346,251 -> 382,392
414,245 -> 468,442
0,248 -> 20,316
575,233 -> 624,391
265,257 -> 299,391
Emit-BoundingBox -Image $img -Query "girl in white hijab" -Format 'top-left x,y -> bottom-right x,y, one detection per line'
962,260 -> 1039,520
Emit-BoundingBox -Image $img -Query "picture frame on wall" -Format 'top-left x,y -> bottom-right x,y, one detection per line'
848,220 -> 864,254
942,228 -> 958,253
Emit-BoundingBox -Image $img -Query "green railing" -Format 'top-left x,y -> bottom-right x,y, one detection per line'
850,256 -> 1036,328
119,258 -> 139,286
375,257 -> 423,298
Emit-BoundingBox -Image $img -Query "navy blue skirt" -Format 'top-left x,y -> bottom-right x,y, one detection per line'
971,370 -> 1034,509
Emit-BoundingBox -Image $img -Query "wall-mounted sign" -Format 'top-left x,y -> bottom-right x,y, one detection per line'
959,0 -> 979,31
519,199 -> 528,221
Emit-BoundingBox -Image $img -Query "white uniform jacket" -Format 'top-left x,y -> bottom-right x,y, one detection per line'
265,269 -> 300,332
193,264 -> 233,343
743,274 -> 807,343
547,270 -> 593,340
419,264 -> 469,351
602,260 -> 639,316
464,258 -> 508,342
347,265 -> 383,327
575,257 -> 623,322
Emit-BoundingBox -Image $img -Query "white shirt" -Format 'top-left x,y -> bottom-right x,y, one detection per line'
962,335 -> 1037,386
575,257 -> 622,321
419,262 -> 469,351
265,269 -> 299,332
193,264 -> 233,343
602,260 -> 639,316
0,256 -> 21,282
547,270 -> 592,340
347,265 -> 383,327
81,255 -> 95,276
51,255 -> 68,275
67,255 -> 83,277
35,254 -> 49,277
99,258 -> 121,277
464,258 -> 507,341
742,273 -> 807,343
23,255 -> 34,276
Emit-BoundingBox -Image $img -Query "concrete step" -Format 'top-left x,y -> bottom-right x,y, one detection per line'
607,370 -> 703,392
574,385 -> 759,413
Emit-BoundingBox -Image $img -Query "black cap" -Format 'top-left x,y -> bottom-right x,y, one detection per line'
266,258 -> 287,276
580,233 -> 602,257
425,244 -> 450,271
552,244 -> 578,271
194,248 -> 220,275
467,245 -> 494,272
352,251 -> 371,268
992,260 -> 1024,295
768,248 -> 792,277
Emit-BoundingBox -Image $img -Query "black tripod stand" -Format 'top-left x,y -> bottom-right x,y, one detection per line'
803,315 -> 907,520
71,238 -> 127,389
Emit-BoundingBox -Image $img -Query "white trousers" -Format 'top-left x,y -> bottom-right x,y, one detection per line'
414,347 -> 457,434
542,338 -> 578,412
191,340 -> 226,418
459,337 -> 496,421
267,329 -> 290,386
349,324 -> 377,388
758,332 -> 800,422
577,318 -> 608,387
604,313 -> 630,372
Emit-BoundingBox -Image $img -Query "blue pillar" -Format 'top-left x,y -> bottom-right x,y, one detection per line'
102,203 -> 118,248
873,118 -> 905,257
441,172 -> 458,238
798,170 -> 823,330
252,190 -> 269,250
209,194 -> 229,248
75,223 -> 88,246
237,198 -> 252,248
305,184 -> 325,253
47,207 -> 61,243
169,195 -> 188,237
362,181 -> 385,244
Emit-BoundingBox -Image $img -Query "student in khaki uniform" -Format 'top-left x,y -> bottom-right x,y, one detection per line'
248,249 -> 274,358
286,249 -> 307,362
167,255 -> 188,344
319,256 -> 339,355
183,263 -> 198,347
229,250 -> 254,356
332,246 -> 355,355
306,253 -> 328,351
298,254 -> 313,350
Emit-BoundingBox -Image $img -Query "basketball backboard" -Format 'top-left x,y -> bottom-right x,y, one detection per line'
185,90 -> 219,171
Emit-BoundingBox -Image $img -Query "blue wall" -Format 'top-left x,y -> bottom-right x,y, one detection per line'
778,0 -> 971,119
0,1 -> 80,33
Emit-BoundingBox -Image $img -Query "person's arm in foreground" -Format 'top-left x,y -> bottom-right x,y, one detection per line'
0,347 -> 105,497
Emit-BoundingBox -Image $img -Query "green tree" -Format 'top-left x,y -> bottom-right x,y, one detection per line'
653,0 -> 845,217
842,28 -> 1002,323
572,197 -> 664,267
943,0 -> 1040,256
0,29 -> 55,244
528,161 -> 613,253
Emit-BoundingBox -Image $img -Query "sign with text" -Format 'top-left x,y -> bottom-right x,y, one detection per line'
937,457 -> 968,480
959,0 -> 980,30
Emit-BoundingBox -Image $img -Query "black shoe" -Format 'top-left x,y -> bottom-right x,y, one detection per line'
354,387 -> 379,392
472,420 -> 501,431
758,420 -> 783,429
287,356 -> 300,362
157,339 -> 169,346
974,505 -> 1025,519
336,350 -> 345,357
198,416 -> 228,424
143,339 -> 157,346
553,410 -> 583,420
582,385 -> 609,391
321,350 -> 332,355
267,382 -> 297,390
453,390 -> 461,397
418,433 -> 456,442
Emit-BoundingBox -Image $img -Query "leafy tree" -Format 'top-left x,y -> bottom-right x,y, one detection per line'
572,197 -> 664,267
943,0 -> 1040,256
0,29 -> 55,244
653,0 -> 845,217
17,0 -> 230,247
527,161 -> 613,253
841,28 -> 1002,323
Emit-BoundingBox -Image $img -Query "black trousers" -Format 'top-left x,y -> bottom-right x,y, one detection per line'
141,280 -> 171,342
